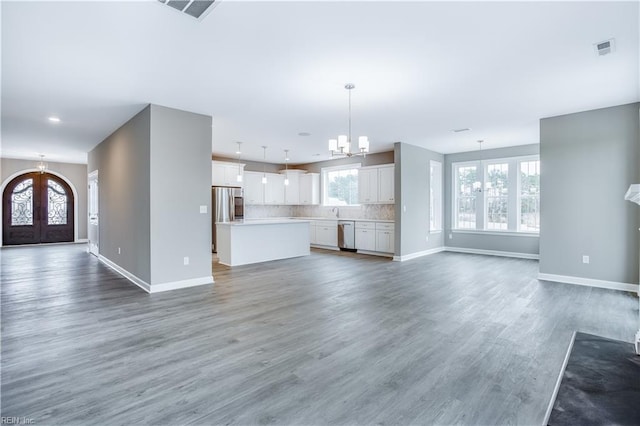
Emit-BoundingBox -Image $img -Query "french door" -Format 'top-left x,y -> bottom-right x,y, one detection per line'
2,172 -> 74,245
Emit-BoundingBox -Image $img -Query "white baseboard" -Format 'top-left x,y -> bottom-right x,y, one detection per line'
98,255 -> 151,292
445,246 -> 540,260
538,273 -> 639,294
149,276 -> 214,293
393,247 -> 445,262
98,255 -> 214,293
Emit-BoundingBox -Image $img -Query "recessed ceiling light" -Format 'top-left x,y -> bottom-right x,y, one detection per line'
48,116 -> 61,123
452,128 -> 470,133
298,132 -> 311,137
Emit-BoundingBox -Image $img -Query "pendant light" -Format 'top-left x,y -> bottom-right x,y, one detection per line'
235,141 -> 243,183
261,146 -> 268,184
284,149 -> 290,186
328,83 -> 370,157
37,155 -> 47,174
473,140 -> 485,192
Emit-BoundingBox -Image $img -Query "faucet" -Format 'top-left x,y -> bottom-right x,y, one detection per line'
331,207 -> 339,218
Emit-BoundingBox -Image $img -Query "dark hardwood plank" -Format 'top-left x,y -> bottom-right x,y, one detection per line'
1,245 -> 637,425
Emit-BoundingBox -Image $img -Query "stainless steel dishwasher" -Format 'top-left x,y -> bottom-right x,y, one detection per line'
338,220 -> 356,251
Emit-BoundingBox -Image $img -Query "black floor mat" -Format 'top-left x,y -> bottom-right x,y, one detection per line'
548,332 -> 640,425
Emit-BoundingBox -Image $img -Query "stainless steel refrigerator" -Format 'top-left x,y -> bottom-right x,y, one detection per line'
212,186 -> 243,252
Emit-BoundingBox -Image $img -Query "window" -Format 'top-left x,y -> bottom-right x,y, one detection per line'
485,163 -> 508,230
519,160 -> 540,232
454,164 -> 478,229
430,161 -> 443,231
322,164 -> 360,206
453,156 -> 539,233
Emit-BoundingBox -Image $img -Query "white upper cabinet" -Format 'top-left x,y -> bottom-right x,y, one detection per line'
281,170 -> 305,205
243,171 -> 264,205
299,173 -> 320,205
358,168 -> 379,203
243,169 -> 319,206
212,161 -> 244,187
264,173 -> 285,205
359,164 -> 394,204
378,165 -> 395,203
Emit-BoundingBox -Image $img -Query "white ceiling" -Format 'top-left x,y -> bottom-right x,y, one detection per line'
2,0 -> 639,165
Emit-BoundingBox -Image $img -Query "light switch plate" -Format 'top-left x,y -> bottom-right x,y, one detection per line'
200,205 -> 207,214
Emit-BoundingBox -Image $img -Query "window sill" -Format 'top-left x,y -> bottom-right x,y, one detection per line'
451,229 -> 539,238
430,230 -> 443,234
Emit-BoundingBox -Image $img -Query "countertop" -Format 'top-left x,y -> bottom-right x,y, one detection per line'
216,218 -> 311,226
290,217 -> 395,223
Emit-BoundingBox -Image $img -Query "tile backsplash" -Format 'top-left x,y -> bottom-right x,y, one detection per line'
244,204 -> 395,221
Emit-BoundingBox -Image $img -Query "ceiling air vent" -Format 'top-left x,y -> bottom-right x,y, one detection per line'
594,38 -> 615,56
158,0 -> 218,20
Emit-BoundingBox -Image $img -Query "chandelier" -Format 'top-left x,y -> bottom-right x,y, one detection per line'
37,155 -> 48,174
328,83 -> 370,158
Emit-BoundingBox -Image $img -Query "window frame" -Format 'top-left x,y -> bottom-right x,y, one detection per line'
452,155 -> 539,235
321,163 -> 362,207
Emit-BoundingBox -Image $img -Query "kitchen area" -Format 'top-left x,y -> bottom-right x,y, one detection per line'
211,154 -> 396,267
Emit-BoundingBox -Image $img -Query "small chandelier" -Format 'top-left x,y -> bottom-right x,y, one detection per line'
37,155 -> 47,174
473,140 -> 488,193
328,83 -> 370,158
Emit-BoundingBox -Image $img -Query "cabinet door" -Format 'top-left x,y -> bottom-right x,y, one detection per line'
244,172 -> 264,205
264,173 -> 285,204
212,162 -> 226,186
316,225 -> 337,246
355,228 -> 376,251
376,230 -> 394,253
284,172 -> 300,205
358,168 -> 378,203
378,166 -> 394,203
299,174 -> 320,205
224,164 -> 243,187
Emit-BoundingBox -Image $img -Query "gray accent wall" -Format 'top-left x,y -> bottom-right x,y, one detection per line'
88,106 -> 152,283
149,105 -> 212,285
444,144 -> 540,255
88,104 -> 213,289
0,158 -> 88,241
539,102 -> 640,285
394,142 -> 444,258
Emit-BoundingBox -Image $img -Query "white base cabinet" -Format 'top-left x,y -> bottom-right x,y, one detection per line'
355,221 -> 394,254
313,221 -> 338,247
374,222 -> 395,253
355,222 -> 376,251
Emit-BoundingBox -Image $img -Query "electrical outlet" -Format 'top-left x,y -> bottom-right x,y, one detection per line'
582,255 -> 590,264
118,247 -> 121,255
183,256 -> 190,266
449,233 -> 453,239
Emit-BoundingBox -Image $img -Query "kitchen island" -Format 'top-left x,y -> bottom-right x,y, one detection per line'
215,219 -> 310,266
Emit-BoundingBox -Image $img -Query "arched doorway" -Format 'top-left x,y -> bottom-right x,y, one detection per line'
2,172 -> 75,245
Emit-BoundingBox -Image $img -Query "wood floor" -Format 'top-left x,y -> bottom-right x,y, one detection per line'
1,245 -> 637,425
